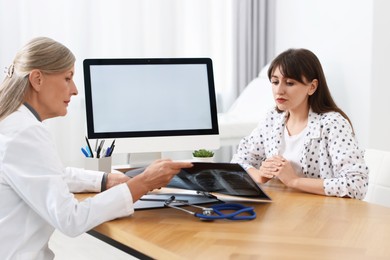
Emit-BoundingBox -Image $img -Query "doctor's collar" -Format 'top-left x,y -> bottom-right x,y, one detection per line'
23,102 -> 42,122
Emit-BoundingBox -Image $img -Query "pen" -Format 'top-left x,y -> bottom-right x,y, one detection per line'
109,144 -> 115,156
85,146 -> 92,157
96,139 -> 105,158
105,147 -> 111,157
94,139 -> 99,152
85,136 -> 94,158
108,140 -> 116,156
101,148 -> 106,158
81,147 -> 90,157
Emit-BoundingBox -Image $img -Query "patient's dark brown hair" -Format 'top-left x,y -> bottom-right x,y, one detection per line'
267,48 -> 353,131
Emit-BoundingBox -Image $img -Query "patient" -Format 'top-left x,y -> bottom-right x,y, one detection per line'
231,48 -> 368,199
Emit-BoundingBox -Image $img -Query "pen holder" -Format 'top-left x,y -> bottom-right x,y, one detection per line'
85,157 -> 112,173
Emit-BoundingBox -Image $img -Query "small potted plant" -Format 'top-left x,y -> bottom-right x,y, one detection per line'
192,149 -> 215,162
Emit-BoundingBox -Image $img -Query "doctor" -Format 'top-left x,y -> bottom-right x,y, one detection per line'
0,37 -> 193,259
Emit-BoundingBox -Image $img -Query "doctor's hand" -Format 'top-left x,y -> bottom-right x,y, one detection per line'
105,173 -> 131,190
126,159 -> 193,202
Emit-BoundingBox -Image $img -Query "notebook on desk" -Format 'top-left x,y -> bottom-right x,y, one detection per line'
126,162 -> 271,209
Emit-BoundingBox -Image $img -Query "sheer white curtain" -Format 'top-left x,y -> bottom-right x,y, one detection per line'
0,0 -> 274,166
229,0 -> 275,103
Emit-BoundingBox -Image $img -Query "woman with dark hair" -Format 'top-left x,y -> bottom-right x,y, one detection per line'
232,48 -> 368,199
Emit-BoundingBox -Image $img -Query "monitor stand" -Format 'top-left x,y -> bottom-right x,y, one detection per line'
114,151 -> 196,171
127,152 -> 163,167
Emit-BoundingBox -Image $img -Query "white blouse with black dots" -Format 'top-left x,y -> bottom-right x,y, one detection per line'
231,108 -> 369,199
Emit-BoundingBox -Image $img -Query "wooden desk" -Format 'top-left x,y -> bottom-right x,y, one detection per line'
79,180 -> 390,260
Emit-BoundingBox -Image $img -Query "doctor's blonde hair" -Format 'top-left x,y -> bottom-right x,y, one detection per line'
0,37 -> 75,120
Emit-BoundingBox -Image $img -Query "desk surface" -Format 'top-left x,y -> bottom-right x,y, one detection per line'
78,180 -> 390,260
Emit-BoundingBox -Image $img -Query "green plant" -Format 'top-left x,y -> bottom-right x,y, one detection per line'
192,149 -> 214,158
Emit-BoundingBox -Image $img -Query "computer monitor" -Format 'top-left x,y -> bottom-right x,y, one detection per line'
83,58 -> 220,154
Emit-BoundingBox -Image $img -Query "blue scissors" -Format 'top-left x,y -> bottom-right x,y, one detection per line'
164,196 -> 256,221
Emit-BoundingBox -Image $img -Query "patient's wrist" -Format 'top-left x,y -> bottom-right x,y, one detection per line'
289,178 -> 300,189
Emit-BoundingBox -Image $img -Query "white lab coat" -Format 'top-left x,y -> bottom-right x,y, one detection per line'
0,105 -> 134,260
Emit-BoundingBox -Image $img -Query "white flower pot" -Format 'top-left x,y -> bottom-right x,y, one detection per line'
192,156 -> 214,163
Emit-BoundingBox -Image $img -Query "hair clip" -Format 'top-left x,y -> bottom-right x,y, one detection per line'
5,64 -> 15,78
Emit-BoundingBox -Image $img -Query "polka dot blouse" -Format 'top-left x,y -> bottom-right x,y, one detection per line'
231,108 -> 369,199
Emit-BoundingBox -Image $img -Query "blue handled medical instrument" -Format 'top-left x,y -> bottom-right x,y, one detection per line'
164,196 -> 256,221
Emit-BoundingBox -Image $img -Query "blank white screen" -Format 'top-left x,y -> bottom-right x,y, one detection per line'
89,64 -> 212,133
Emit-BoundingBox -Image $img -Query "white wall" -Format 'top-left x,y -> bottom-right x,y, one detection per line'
275,0 -> 390,151
0,0 -> 236,167
370,0 -> 390,150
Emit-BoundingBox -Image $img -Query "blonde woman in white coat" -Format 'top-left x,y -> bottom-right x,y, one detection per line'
0,37 -> 192,259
